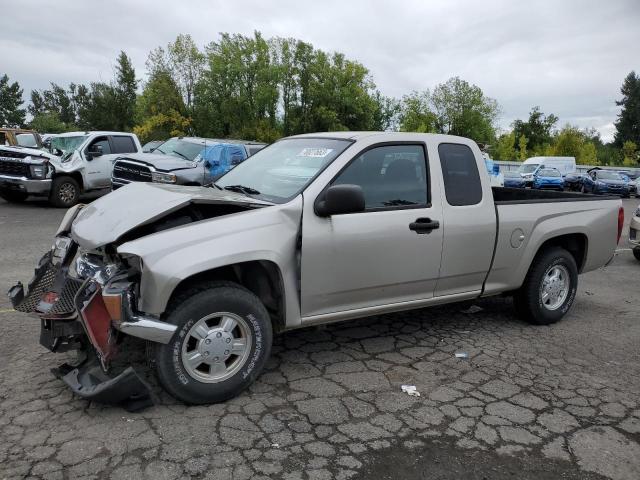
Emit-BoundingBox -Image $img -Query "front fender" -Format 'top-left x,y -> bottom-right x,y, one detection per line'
117,196 -> 303,325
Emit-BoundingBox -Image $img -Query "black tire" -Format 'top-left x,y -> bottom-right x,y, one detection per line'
0,189 -> 28,203
154,281 -> 273,404
513,247 -> 578,325
633,248 -> 640,262
50,176 -> 80,208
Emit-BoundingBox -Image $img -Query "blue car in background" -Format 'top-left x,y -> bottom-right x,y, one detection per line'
504,172 -> 527,188
532,167 -> 564,191
582,168 -> 630,197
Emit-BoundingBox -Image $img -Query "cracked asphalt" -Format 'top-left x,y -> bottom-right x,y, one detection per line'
1,197 -> 639,480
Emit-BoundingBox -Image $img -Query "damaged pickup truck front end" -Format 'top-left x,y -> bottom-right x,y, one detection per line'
9,183 -> 273,410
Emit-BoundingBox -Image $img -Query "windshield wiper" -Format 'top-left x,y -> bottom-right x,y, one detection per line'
223,184 -> 261,195
208,182 -> 224,190
171,150 -> 190,161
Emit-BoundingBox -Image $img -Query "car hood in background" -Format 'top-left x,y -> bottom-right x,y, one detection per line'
116,153 -> 201,172
598,179 -> 627,186
71,183 -> 272,249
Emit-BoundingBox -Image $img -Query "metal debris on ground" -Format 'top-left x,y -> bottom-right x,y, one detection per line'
401,385 -> 421,397
455,352 -> 469,359
460,305 -> 483,314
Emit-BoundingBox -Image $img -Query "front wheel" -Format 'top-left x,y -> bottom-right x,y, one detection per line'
50,176 -> 80,208
513,247 -> 578,325
633,248 -> 640,262
0,189 -> 28,203
154,281 -> 273,404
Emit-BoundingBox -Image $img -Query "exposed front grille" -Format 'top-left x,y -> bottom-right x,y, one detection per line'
0,161 -> 29,177
113,161 -> 153,183
0,150 -> 29,159
15,263 -> 83,316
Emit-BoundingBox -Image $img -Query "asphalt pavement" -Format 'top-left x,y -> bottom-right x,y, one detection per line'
0,196 -> 639,480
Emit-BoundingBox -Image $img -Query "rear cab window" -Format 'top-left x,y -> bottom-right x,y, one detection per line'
111,135 -> 137,154
438,143 -> 483,206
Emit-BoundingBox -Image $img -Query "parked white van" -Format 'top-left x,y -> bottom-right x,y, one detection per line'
517,156 -> 576,184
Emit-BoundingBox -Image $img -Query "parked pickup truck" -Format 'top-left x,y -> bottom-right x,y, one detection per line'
0,131 -> 141,207
111,137 -> 266,189
9,132 -> 624,409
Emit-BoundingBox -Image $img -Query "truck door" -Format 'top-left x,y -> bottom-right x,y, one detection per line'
82,136 -> 114,189
434,143 -> 497,296
300,143 -> 444,319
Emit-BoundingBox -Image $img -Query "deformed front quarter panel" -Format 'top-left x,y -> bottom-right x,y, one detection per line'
117,196 -> 303,326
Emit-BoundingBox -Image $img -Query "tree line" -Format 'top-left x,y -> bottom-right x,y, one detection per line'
0,31 -> 638,166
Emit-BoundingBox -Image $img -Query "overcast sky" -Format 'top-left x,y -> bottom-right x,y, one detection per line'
3,0 -> 639,141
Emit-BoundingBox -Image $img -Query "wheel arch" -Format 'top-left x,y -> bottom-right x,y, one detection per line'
166,260 -> 287,333
53,171 -> 84,192
532,233 -> 588,273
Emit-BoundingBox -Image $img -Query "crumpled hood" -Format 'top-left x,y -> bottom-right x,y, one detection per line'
71,183 -> 272,249
0,145 -> 57,161
116,152 -> 201,172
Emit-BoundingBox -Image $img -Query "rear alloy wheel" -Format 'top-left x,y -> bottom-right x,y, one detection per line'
154,281 -> 273,404
514,247 -> 578,325
0,189 -> 28,203
50,176 -> 79,208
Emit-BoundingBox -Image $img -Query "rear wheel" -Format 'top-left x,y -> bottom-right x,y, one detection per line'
633,248 -> 640,262
49,176 -> 79,208
514,247 -> 578,325
154,281 -> 273,404
0,189 -> 28,203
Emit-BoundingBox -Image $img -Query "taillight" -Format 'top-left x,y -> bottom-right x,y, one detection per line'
617,206 -> 624,244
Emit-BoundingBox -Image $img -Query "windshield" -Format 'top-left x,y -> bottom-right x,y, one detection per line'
517,163 -> 539,174
51,135 -> 87,158
154,138 -> 206,161
216,138 -> 352,203
597,171 -> 623,180
16,133 -> 39,148
538,169 -> 561,177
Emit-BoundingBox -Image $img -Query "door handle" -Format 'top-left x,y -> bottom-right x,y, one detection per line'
409,217 -> 440,234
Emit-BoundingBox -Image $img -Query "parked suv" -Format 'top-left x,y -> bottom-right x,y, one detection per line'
111,137 -> 266,189
0,131 -> 141,207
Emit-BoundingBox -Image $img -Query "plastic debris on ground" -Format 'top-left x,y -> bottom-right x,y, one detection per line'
460,305 -> 483,314
455,352 -> 469,359
401,385 -> 421,397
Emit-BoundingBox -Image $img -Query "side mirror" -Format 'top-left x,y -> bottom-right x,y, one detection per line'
204,160 -> 212,169
52,148 -> 63,156
86,144 -> 103,160
315,184 -> 365,217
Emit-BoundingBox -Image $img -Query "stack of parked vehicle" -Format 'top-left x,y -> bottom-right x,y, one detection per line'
0,131 -> 265,207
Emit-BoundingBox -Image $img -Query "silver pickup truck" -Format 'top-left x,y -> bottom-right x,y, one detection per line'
10,132 -> 624,409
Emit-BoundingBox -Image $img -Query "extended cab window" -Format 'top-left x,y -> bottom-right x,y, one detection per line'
333,145 -> 428,209
438,143 -> 482,206
111,136 -> 137,154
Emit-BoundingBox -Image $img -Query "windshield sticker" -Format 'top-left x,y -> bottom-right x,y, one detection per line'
297,148 -> 333,158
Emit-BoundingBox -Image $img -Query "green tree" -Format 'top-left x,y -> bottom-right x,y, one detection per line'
398,91 -> 437,132
614,71 -> 640,147
0,74 -> 26,127
622,140 -> 638,166
134,69 -> 189,142
430,77 -> 499,144
518,134 -> 528,160
112,51 -> 138,131
512,107 -> 558,155
29,112 -> 74,133
552,125 -> 601,165
168,34 -> 205,110
493,132 -> 516,160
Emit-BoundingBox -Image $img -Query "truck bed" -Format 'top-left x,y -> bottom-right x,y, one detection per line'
492,187 -> 617,204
